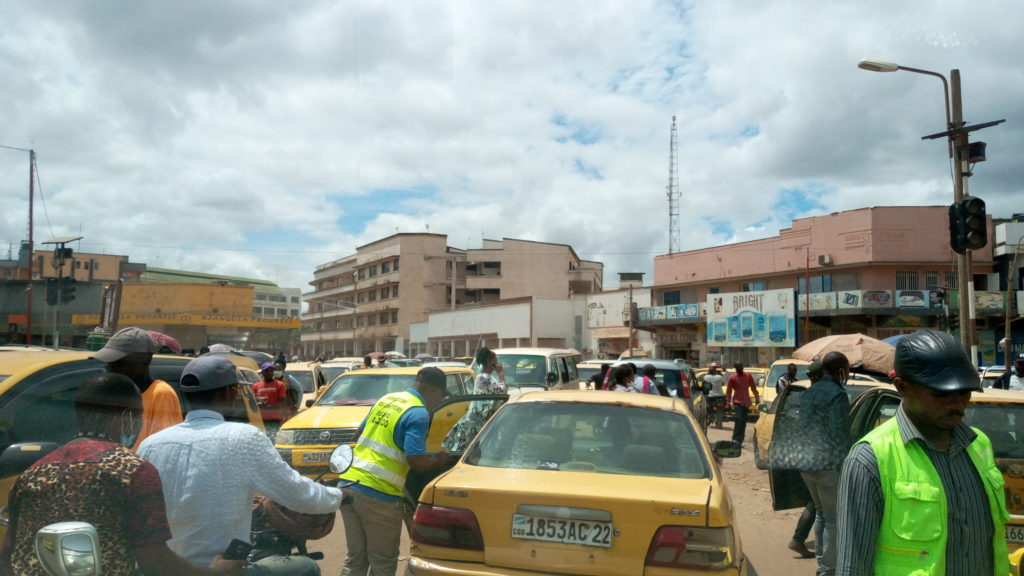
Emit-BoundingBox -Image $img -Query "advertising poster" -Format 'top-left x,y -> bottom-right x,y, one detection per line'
706,289 -> 795,348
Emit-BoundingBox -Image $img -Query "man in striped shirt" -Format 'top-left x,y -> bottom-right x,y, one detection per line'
836,330 -> 1008,576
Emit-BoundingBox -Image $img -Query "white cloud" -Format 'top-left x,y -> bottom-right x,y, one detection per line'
1,0 -> 1021,292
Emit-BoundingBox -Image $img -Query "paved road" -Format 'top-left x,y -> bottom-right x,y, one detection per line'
308,418 -> 816,576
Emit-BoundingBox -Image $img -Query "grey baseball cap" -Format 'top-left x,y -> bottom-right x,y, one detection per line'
179,355 -> 241,392
90,327 -> 157,363
894,330 -> 980,392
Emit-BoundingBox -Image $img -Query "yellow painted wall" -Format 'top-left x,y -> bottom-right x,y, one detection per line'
120,283 -> 253,315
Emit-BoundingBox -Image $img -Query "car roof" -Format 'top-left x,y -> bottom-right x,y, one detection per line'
609,359 -> 685,370
422,361 -> 471,368
509,389 -> 693,411
285,362 -> 319,371
0,350 -> 97,377
492,347 -> 576,355
339,366 -> 472,376
971,388 -> 1024,403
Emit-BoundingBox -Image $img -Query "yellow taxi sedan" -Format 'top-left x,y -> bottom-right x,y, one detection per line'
274,365 -> 474,477
408,390 -> 750,575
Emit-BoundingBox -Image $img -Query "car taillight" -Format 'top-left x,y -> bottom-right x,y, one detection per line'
411,504 -> 484,550
679,371 -> 692,398
645,526 -> 734,570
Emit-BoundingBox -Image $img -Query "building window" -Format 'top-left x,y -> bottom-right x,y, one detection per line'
368,291 -> 377,302
798,275 -> 833,294
253,307 -> 261,315
708,287 -> 720,294
291,296 -> 300,303
391,310 -> 398,324
896,271 -> 919,290
369,265 -> 378,278
380,313 -> 388,325
924,270 -> 940,290
392,284 -> 399,298
944,270 -> 959,290
358,269 -> 365,280
382,261 -> 391,274
742,281 -> 766,292
368,314 -> 377,326
393,259 -> 399,271
256,294 -> 268,301
356,316 -> 364,327
356,292 -> 365,303
662,291 -> 681,306
381,286 -> 389,299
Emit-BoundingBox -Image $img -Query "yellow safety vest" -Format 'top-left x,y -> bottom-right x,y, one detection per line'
862,418 -> 1009,576
340,391 -> 423,496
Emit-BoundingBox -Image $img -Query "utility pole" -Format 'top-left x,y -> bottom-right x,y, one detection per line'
667,116 -> 680,254
26,150 -> 35,345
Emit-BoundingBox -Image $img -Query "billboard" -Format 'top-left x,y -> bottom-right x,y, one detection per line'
707,289 -> 795,348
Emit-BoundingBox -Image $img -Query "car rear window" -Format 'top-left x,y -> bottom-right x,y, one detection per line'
287,371 -> 315,393
496,354 -> 548,387
463,402 -> 708,478
964,402 -> 1024,460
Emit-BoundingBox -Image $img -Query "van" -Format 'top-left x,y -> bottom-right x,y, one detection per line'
492,348 -> 580,395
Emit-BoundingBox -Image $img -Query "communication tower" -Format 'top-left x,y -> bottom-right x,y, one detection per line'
667,116 -> 680,254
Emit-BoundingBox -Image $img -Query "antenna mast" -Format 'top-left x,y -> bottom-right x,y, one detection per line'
667,116 -> 680,254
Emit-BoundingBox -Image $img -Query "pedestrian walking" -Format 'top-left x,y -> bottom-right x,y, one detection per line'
788,360 -> 825,560
796,351 -> 850,576
836,330 -> 1008,575
725,362 -> 760,444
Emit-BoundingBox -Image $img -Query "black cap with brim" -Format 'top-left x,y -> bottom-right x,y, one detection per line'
894,330 -> 980,392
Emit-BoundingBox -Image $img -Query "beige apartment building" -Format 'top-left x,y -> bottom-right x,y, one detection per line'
301,234 -> 602,359
641,206 -> 1005,366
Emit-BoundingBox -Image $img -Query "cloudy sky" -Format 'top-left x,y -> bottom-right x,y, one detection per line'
1,1 -> 1021,295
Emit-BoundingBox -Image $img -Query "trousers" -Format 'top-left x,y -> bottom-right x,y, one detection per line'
340,490 -> 405,576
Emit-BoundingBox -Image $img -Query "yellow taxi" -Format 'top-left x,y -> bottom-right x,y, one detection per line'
274,365 -> 474,477
0,350 -> 264,538
408,390 -> 751,575
284,361 -> 328,410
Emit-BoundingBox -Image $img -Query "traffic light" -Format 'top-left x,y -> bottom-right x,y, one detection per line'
45,278 -> 58,306
60,276 -> 76,304
948,196 -> 988,254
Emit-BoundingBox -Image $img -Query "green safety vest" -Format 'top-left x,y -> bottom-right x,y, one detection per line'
861,418 -> 1010,576
340,391 -> 423,496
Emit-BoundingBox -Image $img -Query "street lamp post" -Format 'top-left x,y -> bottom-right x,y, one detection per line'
858,59 -> 1003,362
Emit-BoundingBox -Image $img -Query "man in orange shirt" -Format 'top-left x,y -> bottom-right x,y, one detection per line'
91,327 -> 183,450
725,362 -> 760,444
254,361 -> 290,440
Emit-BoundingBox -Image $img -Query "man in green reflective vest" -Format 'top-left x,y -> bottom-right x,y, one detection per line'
339,367 -> 452,576
836,330 -> 1009,576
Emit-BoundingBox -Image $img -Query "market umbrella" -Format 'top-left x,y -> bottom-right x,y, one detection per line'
147,330 -> 182,354
208,343 -> 234,353
385,351 -> 407,358
793,333 -> 895,374
415,353 -> 433,360
367,352 -> 387,360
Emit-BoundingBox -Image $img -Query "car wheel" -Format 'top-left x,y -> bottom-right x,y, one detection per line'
753,433 -> 767,470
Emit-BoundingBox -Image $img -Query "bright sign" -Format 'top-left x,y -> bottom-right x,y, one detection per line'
706,289 -> 795,348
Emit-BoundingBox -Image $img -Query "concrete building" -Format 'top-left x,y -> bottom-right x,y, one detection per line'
301,234 -> 603,359
640,206 -> 1014,367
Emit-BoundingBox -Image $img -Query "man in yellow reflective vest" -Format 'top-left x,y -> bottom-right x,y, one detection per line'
836,330 -> 1009,576
339,367 -> 452,576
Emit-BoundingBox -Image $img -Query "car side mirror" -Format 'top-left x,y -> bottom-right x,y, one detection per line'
330,444 -> 354,474
758,403 -> 770,413
712,440 -> 742,459
546,372 -> 558,385
305,399 -> 314,408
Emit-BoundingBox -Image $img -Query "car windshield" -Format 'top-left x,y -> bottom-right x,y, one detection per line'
322,365 -> 351,385
497,354 -> 548,387
317,373 -> 415,406
964,402 -> 1024,460
287,371 -> 315,393
462,402 -> 709,478
766,363 -> 808,386
577,366 -> 601,382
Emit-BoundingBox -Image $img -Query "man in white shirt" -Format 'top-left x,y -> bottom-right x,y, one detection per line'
139,355 -> 343,575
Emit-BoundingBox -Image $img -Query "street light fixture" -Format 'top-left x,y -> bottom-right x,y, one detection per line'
858,58 -> 1004,363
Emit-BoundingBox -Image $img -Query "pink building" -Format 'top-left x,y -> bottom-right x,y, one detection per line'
645,206 -> 997,366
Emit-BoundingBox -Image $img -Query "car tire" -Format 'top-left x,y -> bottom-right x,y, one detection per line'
753,433 -> 767,470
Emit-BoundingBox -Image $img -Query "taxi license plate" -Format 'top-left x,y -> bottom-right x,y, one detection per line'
1006,525 -> 1024,543
301,451 -> 331,464
511,514 -> 612,548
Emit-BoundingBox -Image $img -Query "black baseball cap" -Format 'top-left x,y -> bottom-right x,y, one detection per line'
894,330 -> 980,392
416,366 -> 447,390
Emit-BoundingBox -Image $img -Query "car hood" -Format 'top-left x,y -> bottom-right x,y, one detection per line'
281,404 -> 369,430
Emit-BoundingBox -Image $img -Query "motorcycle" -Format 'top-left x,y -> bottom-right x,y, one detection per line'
705,395 -> 727,429
33,444 -> 354,576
